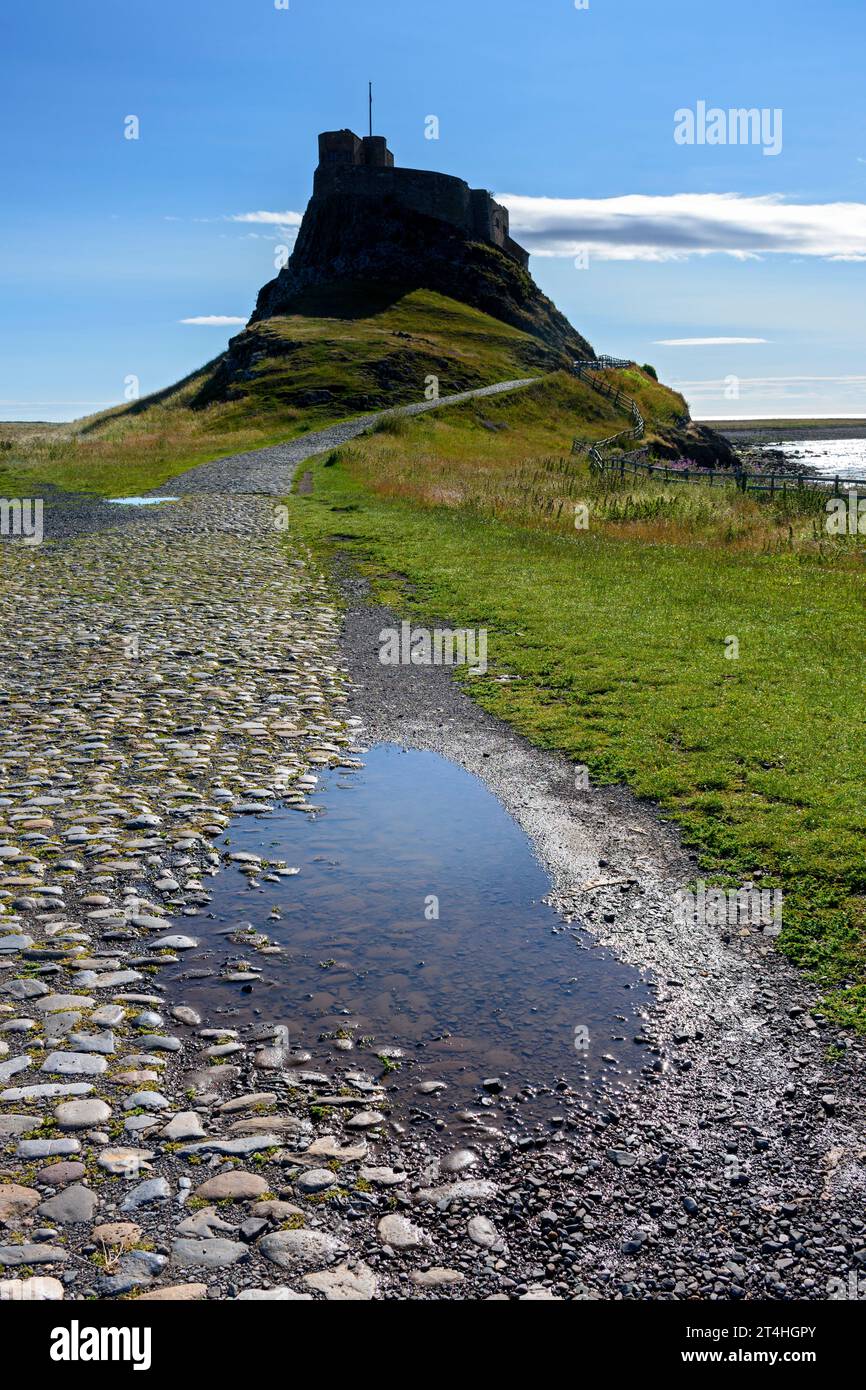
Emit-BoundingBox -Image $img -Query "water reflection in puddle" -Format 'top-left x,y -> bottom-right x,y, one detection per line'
167,745 -> 654,1130
108,496 -> 179,506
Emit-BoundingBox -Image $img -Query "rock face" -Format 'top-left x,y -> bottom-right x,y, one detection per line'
249,183 -> 592,363
185,133 -> 595,415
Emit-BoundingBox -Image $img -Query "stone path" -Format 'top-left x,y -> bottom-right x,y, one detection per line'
3,384 -> 866,1303
0,488 -> 517,1301
160,378 -> 538,496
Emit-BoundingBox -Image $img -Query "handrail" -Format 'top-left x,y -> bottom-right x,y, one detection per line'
571,359 -> 645,457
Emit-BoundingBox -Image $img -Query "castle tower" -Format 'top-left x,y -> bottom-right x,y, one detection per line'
317,129 -> 395,169
312,129 -> 528,269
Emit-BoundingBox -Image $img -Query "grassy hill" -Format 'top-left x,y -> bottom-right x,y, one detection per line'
0,289 -> 565,497
0,288 -> 702,499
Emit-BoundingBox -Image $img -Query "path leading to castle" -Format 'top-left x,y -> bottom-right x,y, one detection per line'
2,386 -> 866,1304
158,377 -> 540,497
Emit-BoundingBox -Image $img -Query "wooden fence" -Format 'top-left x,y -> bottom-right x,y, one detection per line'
570,360 -> 861,497
571,359 -> 644,465
591,449 -> 866,497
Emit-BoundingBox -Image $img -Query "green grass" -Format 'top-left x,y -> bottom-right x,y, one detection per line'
287,438 -> 866,1028
326,372 -> 835,553
0,289 -> 558,498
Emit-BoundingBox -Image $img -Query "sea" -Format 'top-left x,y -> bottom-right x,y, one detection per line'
757,437 -> 866,484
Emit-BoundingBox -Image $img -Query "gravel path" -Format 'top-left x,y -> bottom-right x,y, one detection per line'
330,580 -> 866,1303
159,378 -> 539,497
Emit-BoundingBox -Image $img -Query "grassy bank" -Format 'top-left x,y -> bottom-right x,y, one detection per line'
0,291 -> 559,498
288,398 -> 866,1027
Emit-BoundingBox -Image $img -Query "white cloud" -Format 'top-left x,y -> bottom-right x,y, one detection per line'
228,210 -> 303,227
675,374 -> 866,392
498,192 -> 866,262
655,336 -> 768,346
179,315 -> 247,326
672,375 -> 866,418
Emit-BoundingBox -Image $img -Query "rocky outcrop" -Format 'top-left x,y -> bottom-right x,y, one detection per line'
251,186 -> 594,364
652,421 -> 739,470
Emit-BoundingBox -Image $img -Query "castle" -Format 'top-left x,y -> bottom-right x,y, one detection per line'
315,129 -> 530,270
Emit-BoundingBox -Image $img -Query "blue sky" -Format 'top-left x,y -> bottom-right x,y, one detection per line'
1,0 -> 864,420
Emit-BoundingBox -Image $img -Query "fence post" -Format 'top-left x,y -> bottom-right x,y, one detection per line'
770,474 -> 775,498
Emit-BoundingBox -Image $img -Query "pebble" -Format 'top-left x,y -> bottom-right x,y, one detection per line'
172,1238 -> 250,1270
411,1268 -> 465,1287
123,1090 -> 169,1110
415,1180 -> 499,1207
35,1161 -> 87,1186
160,1111 -> 206,1141
295,1168 -> 337,1194
18,1137 -> 81,1158
0,1183 -> 40,1224
178,1134 -> 283,1157
467,1215 -> 499,1249
235,1286 -> 311,1301
40,1051 -> 107,1076
138,1283 -> 208,1301
36,1184 -> 98,1224
96,1147 -> 153,1176
303,1261 -> 378,1300
377,1214 -> 429,1249
120,1178 -> 171,1210
92,1222 -> 141,1245
358,1166 -> 407,1186
54,1098 -> 111,1129
258,1229 -> 347,1270
345,1110 -> 386,1130
0,1276 -> 64,1301
0,1243 -> 68,1266
2,1083 -> 94,1101
217,1091 -> 277,1113
193,1171 -> 269,1201
171,1006 -> 202,1026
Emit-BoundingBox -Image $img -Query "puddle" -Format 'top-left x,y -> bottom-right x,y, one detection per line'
165,745 -> 654,1131
107,496 -> 179,506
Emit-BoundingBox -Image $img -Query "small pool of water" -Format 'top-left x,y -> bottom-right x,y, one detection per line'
166,745 -> 653,1131
107,496 -> 179,506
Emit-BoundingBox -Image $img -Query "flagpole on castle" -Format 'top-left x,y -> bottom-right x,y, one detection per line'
369,81 -> 373,137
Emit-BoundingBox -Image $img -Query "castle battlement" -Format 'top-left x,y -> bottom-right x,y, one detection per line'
314,129 -> 529,269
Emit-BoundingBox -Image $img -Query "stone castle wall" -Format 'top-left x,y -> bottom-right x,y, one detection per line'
313,132 -> 529,269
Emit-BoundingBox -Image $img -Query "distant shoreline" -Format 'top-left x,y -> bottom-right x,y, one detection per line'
703,418 -> 866,445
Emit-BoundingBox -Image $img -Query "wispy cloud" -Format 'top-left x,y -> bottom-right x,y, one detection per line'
499,192 -> 866,262
228,210 -> 303,227
676,374 -> 866,391
655,336 -> 768,346
179,315 -> 247,326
